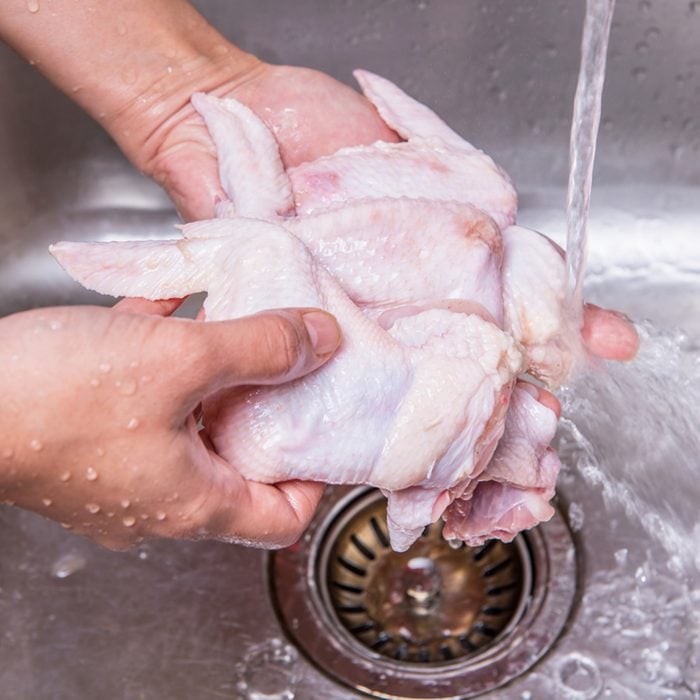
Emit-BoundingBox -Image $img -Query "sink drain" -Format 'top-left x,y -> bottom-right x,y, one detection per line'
270,487 -> 576,699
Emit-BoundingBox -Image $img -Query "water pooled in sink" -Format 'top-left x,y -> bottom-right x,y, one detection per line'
528,323 -> 700,698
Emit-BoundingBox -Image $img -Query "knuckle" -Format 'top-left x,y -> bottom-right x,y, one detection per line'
262,314 -> 305,377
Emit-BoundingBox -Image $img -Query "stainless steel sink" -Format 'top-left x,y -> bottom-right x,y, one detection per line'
1,1 -> 698,698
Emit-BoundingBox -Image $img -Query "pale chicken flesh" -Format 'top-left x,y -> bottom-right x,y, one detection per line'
51,70 -> 582,551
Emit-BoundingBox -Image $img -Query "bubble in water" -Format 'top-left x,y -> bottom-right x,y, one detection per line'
26,0 -> 39,12
42,498 -> 52,507
117,380 -> 137,396
556,653 -> 602,698
59,471 -> 71,482
635,564 -> 650,585
51,552 -> 86,579
614,548 -> 628,565
98,362 -> 112,374
122,516 -> 136,527
568,502 -> 585,531
85,467 -> 98,481
85,503 -> 100,514
29,439 -> 43,452
126,418 -> 139,430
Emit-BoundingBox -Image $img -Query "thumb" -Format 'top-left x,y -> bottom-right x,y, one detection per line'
179,308 -> 341,399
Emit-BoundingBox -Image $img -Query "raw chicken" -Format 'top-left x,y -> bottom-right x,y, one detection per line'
51,71 -> 582,551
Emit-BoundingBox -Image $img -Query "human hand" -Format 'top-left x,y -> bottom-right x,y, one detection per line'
0,300 -> 341,550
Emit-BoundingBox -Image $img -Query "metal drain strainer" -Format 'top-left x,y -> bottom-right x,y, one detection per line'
270,487 -> 577,699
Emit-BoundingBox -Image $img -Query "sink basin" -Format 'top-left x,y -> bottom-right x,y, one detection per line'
1,1 -> 698,698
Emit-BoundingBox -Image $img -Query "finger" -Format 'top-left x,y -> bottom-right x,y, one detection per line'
114,297 -> 185,316
518,380 -> 561,419
206,474 -> 324,548
179,308 -> 341,399
582,303 -> 640,361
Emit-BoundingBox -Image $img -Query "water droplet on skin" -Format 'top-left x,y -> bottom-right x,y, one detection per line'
96,447 -> 105,457
49,320 -> 63,331
26,0 -> 39,13
85,467 -> 98,481
140,375 -> 153,384
51,552 -> 86,579
120,499 -> 131,509
1,448 -> 13,460
635,41 -> 649,54
29,439 -> 43,452
106,512 -> 114,518
155,511 -> 166,521
211,43 -> 229,56
140,514 -> 149,520
85,503 -> 100,514
116,379 -> 137,396
59,471 -> 71,482
126,418 -> 139,430
128,360 -> 139,369
122,516 -> 136,528
89,378 -> 100,387
42,498 -> 52,507
60,523 -> 72,530
98,362 -> 112,374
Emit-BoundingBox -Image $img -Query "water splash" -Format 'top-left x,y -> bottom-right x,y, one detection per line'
565,0 -> 615,317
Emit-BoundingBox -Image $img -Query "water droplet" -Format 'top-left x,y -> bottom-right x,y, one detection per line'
1,448 -> 13,460
633,67 -> 648,83
51,552 -> 86,579
26,0 -> 39,13
139,514 -> 149,521
29,439 -> 43,452
59,471 -> 71,482
89,378 -> 100,387
126,417 -> 140,430
98,362 -> 112,374
138,550 -> 148,560
85,467 -> 98,481
140,374 -> 153,384
556,653 -> 602,697
635,41 -> 649,54
49,320 -> 62,331
42,498 -> 52,507
614,548 -> 628,565
120,499 -> 131,509
128,360 -> 140,369
60,523 -> 72,530
85,503 -> 100,514
122,516 -> 136,528
116,379 -> 137,396
155,511 -> 166,521
635,564 -> 649,584
645,26 -> 661,38
96,447 -> 105,457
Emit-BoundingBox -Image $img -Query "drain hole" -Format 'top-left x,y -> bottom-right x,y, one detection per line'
325,491 -> 525,665
270,487 -> 577,699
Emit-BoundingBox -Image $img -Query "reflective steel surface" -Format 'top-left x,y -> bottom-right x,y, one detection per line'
0,1 -> 698,698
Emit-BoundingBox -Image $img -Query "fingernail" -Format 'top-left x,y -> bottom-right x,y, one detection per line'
302,310 -> 341,355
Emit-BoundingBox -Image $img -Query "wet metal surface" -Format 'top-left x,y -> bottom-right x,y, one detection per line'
0,1 -> 699,698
